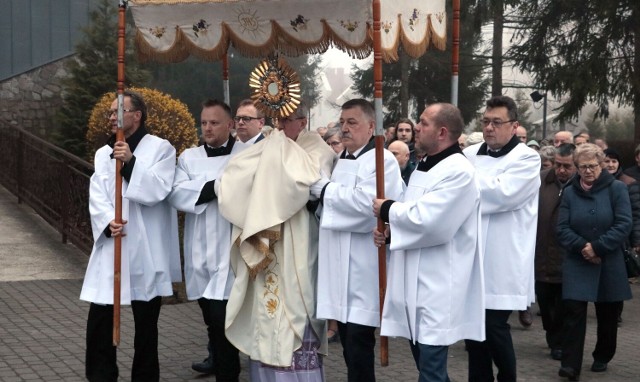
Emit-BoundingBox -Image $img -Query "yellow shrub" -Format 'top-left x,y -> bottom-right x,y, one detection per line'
86,87 -> 198,161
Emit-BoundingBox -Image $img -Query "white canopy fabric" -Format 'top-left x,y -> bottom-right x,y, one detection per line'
129,0 -> 446,63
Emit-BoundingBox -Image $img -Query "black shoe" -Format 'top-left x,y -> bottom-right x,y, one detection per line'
559,366 -> 579,381
192,356 -> 216,374
518,309 -> 533,327
591,361 -> 607,372
327,329 -> 340,343
550,349 -> 563,361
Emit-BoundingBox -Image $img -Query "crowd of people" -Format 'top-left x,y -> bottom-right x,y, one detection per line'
81,90 -> 636,382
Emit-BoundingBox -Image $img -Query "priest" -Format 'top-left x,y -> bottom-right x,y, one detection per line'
217,101 -> 335,381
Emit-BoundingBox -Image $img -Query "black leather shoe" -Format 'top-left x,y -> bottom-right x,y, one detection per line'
192,356 -> 216,374
591,361 -> 607,372
518,309 -> 533,327
558,366 -> 580,381
550,349 -> 563,361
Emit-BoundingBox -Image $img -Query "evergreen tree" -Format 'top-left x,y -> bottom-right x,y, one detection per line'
583,107 -> 606,140
509,0 -> 640,144
54,0 -> 150,157
514,90 -> 534,135
606,109 -> 634,143
144,52 -> 322,123
350,4 -> 490,125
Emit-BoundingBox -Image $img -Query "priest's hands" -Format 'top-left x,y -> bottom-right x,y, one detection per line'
113,141 -> 133,163
109,219 -> 128,237
310,172 -> 330,198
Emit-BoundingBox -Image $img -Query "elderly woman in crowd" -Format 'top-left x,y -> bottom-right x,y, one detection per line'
323,127 -> 343,155
556,143 -> 632,381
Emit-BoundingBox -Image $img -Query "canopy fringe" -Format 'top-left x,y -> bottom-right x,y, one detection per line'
132,13 -> 446,64
227,23 -> 280,58
329,21 -> 372,60
135,28 -> 189,63
428,17 -> 447,51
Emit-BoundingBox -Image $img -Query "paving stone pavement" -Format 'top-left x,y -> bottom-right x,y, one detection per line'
1,184 -> 639,381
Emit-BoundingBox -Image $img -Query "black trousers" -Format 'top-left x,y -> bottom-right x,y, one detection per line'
561,299 -> 622,371
465,309 -> 516,382
535,281 -> 565,350
337,321 -> 376,382
197,298 -> 240,382
86,296 -> 161,382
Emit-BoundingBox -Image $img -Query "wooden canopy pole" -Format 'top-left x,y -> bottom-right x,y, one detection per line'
372,0 -> 389,367
222,53 -> 230,105
451,0 -> 461,106
113,0 -> 127,347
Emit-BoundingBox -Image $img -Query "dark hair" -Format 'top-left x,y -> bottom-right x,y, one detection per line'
342,98 -> 375,122
123,90 -> 147,127
202,99 -> 232,119
393,118 -> 415,143
431,103 -> 464,141
485,95 -> 518,121
603,147 -> 621,161
236,99 -> 264,118
556,143 -> 576,157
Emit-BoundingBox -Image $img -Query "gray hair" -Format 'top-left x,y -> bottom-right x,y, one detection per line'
539,146 -> 557,163
323,127 -> 342,142
574,143 -> 605,165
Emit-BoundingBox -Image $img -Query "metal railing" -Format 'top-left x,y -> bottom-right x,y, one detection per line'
0,123 -> 94,254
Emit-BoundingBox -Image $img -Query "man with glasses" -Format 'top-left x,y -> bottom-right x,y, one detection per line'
169,99 -> 249,381
81,90 -> 181,381
535,143 -> 576,363
463,95 -> 541,382
234,99 -> 266,144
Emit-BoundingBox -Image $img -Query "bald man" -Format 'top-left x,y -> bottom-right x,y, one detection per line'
516,126 -> 527,143
553,131 -> 573,147
388,140 -> 415,185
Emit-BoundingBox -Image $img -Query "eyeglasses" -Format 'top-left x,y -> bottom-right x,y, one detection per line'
481,119 -> 516,128
327,141 -> 342,147
577,163 -> 600,172
104,109 -> 136,119
234,116 -> 261,123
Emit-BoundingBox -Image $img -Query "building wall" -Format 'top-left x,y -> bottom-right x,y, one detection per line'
0,58 -> 70,138
0,0 -> 93,137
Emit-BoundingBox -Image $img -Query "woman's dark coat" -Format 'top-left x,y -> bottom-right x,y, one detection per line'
556,170 -> 633,302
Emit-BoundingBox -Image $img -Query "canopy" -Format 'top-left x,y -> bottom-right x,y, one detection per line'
129,0 -> 447,63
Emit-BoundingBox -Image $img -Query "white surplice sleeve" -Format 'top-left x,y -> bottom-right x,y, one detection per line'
389,162 -> 478,250
322,150 -> 404,233
123,137 -> 176,206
